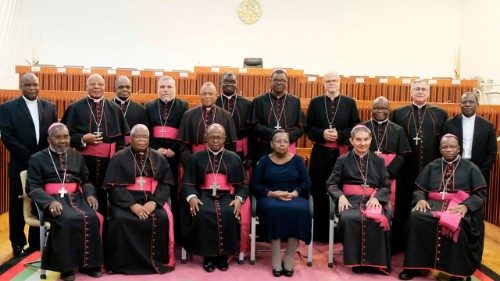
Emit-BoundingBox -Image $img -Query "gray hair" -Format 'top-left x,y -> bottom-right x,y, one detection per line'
200,81 -> 217,93
130,124 -> 149,136
350,124 -> 372,138
410,78 -> 429,90
205,123 -> 225,136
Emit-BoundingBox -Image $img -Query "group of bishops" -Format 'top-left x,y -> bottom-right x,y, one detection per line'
0,70 -> 496,280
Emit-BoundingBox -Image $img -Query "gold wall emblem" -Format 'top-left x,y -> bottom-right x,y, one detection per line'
238,0 -> 262,25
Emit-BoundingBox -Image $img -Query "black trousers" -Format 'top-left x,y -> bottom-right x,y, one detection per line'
9,176 -> 39,249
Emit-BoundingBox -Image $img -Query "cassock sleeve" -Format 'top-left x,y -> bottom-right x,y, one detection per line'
109,187 -> 137,209
287,99 -> 305,143
386,128 -> 411,179
78,155 -> 96,199
27,155 -> 57,209
293,156 -> 311,197
182,155 -> 200,200
337,100 -> 360,145
229,155 -> 249,201
61,104 -> 86,148
413,164 -> 432,205
251,157 -> 270,198
373,157 -> 391,204
462,164 -> 487,213
249,97 -> 275,141
150,160 -> 173,206
326,157 -> 345,200
305,100 -> 326,143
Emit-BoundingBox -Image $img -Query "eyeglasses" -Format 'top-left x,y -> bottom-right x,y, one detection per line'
132,135 -> 149,140
207,136 -> 225,141
21,83 -> 39,88
51,135 -> 70,141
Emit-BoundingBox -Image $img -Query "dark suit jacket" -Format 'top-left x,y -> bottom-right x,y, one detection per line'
442,114 -> 497,180
0,96 -> 57,177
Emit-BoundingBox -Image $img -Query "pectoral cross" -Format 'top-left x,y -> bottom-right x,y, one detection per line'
361,183 -> 370,189
413,135 -> 421,145
210,181 -> 220,196
329,124 -> 334,130
138,176 -> 145,190
59,186 -> 68,198
375,150 -> 381,155
440,189 -> 447,200
94,129 -> 102,136
274,123 -> 281,130
159,127 -> 167,137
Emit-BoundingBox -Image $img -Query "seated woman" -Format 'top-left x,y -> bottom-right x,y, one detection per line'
252,129 -> 312,277
399,134 -> 486,281
326,124 -> 392,275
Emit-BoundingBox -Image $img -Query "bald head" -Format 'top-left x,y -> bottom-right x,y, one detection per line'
20,72 -> 40,100
86,74 -> 105,99
206,123 -> 225,136
323,71 -> 341,96
205,123 -> 226,151
115,75 -> 132,99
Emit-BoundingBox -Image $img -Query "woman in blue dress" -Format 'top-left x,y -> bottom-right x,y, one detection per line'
252,129 -> 312,277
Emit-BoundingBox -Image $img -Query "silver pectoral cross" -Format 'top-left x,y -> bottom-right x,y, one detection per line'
440,189 -> 447,200
274,123 -> 281,130
361,183 -> 370,189
329,124 -> 333,129
413,135 -> 421,145
375,149 -> 381,155
210,181 -> 220,196
59,186 -> 68,198
159,127 -> 167,136
138,176 -> 145,190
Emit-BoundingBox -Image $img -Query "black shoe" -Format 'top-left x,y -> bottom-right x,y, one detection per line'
60,271 -> 75,281
352,266 -> 364,274
203,257 -> 216,272
79,267 -> 102,278
399,269 -> 417,280
12,246 -> 26,257
283,268 -> 294,277
272,268 -> 283,277
216,256 -> 229,271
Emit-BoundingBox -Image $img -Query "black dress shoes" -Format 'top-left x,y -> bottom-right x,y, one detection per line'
79,267 -> 102,278
272,268 -> 283,277
60,271 -> 76,281
399,269 -> 418,280
283,268 -> 294,277
203,257 -> 216,272
216,255 -> 229,271
13,246 -> 26,257
352,266 -> 365,274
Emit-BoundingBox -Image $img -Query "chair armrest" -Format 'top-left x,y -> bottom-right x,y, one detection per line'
308,194 -> 314,217
251,195 -> 257,217
329,196 -> 337,220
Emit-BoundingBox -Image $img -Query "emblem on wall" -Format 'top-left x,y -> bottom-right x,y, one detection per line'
238,0 -> 262,25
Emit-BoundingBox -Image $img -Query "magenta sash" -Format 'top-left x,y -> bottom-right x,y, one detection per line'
124,135 -> 131,145
377,152 -> 397,213
343,184 -> 390,231
152,126 -> 179,140
80,142 -> 116,158
318,141 -> 349,156
44,183 -> 104,235
288,142 -> 296,154
430,191 -> 470,242
235,137 -> 249,156
44,183 -> 78,194
126,176 -> 175,268
192,144 -> 207,153
200,173 -> 233,192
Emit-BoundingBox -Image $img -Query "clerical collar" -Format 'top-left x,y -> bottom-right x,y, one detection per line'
443,155 -> 461,165
372,118 -> 388,125
412,102 -> 427,109
48,146 -> 66,155
115,97 -> 129,104
88,95 -> 104,103
208,147 -> 224,156
270,91 -> 287,99
222,93 -> 236,100
131,147 -> 148,157
462,114 -> 476,120
353,150 -> 368,159
22,96 -> 38,104
204,105 -> 215,112
325,92 -> 340,100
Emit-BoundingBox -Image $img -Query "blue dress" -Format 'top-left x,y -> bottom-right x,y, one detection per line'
252,155 -> 312,243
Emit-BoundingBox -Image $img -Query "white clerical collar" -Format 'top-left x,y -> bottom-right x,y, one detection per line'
204,105 -> 215,112
88,95 -> 104,103
208,147 -> 224,156
22,95 -> 37,104
372,118 -> 388,125
412,102 -> 427,109
443,155 -> 461,165
462,114 -> 476,120
49,146 -> 66,155
115,97 -> 129,104
222,94 -> 236,100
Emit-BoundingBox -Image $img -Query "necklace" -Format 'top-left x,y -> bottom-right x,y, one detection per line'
158,99 -> 175,126
47,148 -> 68,198
370,119 -> 389,154
324,95 -> 341,129
269,92 -> 287,130
201,106 -> 217,128
220,94 -> 238,116
115,98 -> 131,117
354,152 -> 370,187
86,98 -> 105,134
130,148 -> 149,190
439,156 -> 461,199
411,106 -> 427,145
207,148 -> 225,196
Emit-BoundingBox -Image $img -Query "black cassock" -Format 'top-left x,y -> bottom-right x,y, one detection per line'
216,94 -> 253,162
326,151 -> 392,273
103,147 -> 175,274
404,158 -> 486,278
390,103 -> 447,251
305,94 -> 360,242
113,98 -> 146,150
181,149 -> 248,257
61,97 -> 130,215
178,105 -> 237,164
248,92 -> 305,162
27,149 -> 103,273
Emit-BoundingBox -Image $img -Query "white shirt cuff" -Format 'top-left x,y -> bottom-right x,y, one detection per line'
186,194 -> 198,202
